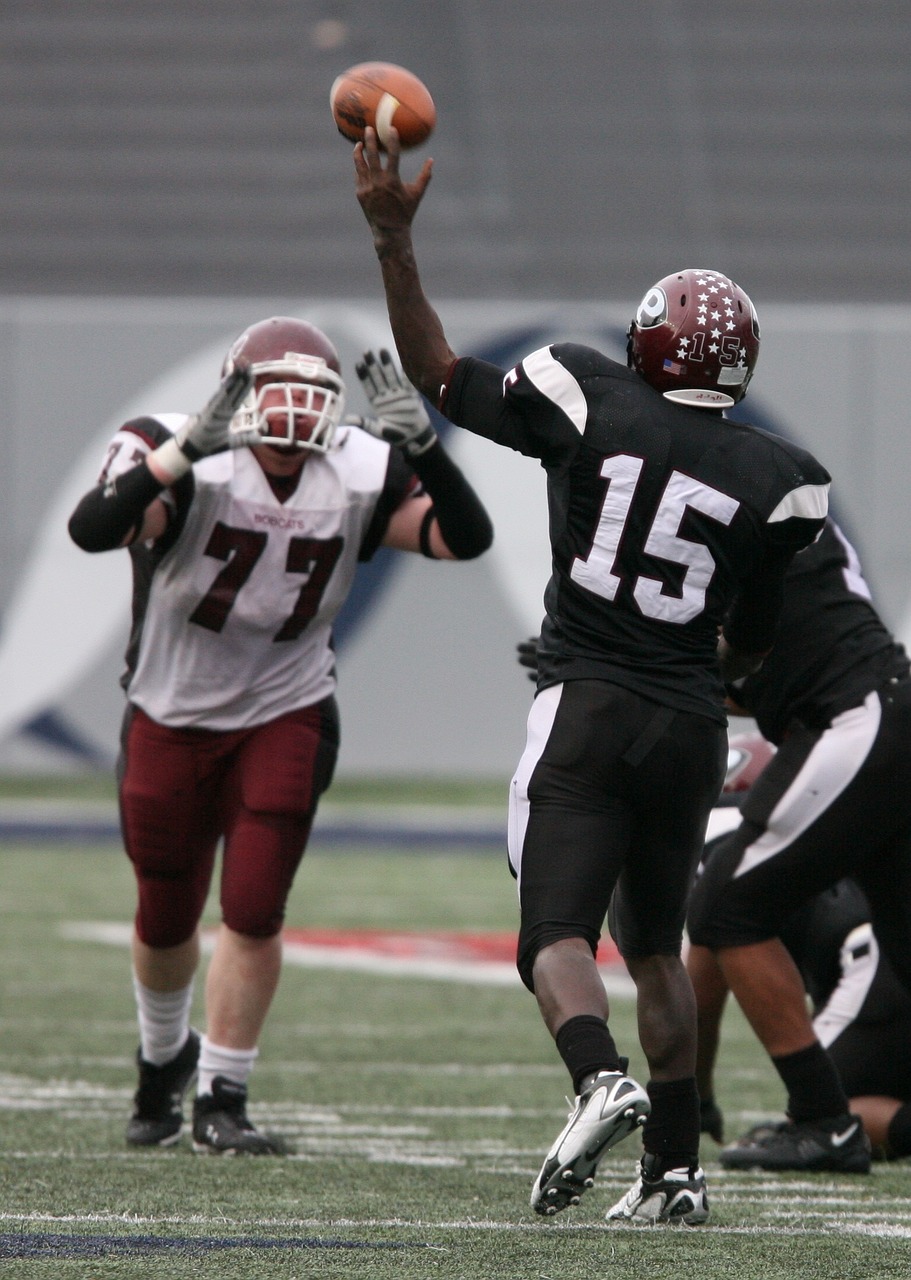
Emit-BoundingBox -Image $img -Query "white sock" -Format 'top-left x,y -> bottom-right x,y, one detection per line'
197,1036 -> 259,1097
132,973 -> 194,1066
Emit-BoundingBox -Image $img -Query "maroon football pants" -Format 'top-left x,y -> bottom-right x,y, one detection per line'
118,698 -> 338,947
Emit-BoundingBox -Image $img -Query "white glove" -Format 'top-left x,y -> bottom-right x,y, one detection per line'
355,349 -> 437,458
149,364 -> 255,481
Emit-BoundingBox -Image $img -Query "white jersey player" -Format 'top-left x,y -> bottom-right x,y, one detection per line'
69,317 -> 493,1154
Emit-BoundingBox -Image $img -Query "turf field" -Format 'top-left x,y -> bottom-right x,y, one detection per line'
2,800 -> 911,1279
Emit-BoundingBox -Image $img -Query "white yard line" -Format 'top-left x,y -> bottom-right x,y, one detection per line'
2,1209 -> 910,1240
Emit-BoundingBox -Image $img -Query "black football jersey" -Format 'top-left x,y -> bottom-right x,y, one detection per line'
446,345 -> 830,721
729,519 -> 910,743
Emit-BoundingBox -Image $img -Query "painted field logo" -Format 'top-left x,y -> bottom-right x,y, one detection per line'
61,923 -> 631,991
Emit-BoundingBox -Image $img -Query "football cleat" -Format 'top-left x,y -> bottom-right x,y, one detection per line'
531,1070 -> 650,1216
126,1030 -> 200,1147
718,1111 -> 871,1173
192,1075 -> 286,1155
607,1153 -> 709,1225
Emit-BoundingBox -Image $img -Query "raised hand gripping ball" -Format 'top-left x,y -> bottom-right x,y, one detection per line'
330,61 -> 436,150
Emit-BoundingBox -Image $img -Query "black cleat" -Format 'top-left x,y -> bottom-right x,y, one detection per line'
719,1111 -> 871,1173
126,1031 -> 200,1147
192,1076 -> 286,1155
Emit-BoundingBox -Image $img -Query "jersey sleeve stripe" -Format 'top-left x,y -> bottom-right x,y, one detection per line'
830,519 -> 873,601
520,347 -> 588,435
767,482 -> 829,523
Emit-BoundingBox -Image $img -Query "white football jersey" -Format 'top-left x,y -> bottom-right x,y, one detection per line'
102,418 -> 409,729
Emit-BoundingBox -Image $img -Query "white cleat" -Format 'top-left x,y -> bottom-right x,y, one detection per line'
531,1071 -> 650,1216
606,1155 -> 709,1225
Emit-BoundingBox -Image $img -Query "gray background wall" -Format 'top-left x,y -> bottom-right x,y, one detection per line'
3,2 -> 908,302
1,3 -> 909,778
2,298 -> 909,779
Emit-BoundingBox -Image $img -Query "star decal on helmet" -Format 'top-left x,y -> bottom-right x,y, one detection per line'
629,268 -> 760,407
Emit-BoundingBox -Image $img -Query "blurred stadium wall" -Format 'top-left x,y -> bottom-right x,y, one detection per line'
1,298 -> 909,777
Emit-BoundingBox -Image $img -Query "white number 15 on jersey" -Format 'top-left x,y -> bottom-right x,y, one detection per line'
570,454 -> 739,624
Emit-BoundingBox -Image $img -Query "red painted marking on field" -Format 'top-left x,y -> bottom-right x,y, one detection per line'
281,928 -> 624,968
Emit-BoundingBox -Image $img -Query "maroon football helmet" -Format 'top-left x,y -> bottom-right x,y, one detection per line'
223,316 -> 346,451
627,269 -> 760,408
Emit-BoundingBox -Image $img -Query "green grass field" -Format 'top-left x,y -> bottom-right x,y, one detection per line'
2,814 -> 911,1279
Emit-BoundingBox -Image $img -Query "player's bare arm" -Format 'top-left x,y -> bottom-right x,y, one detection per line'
354,126 -> 456,406
381,492 -> 452,558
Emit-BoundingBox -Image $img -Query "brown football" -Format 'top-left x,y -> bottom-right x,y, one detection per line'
330,62 -> 436,150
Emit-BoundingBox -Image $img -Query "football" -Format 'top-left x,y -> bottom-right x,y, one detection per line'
330,62 -> 436,150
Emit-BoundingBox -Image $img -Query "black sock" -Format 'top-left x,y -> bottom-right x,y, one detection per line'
771,1042 -> 849,1123
554,1015 -> 621,1094
886,1103 -> 911,1159
642,1077 -> 700,1172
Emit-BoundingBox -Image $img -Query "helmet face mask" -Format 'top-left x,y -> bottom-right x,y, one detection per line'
223,317 -> 346,453
627,269 -> 760,409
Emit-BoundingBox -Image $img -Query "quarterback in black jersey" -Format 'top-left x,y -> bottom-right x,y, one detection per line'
352,126 -> 829,1223
687,518 -> 911,1172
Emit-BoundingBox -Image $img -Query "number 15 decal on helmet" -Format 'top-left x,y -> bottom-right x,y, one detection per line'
627,269 -> 761,409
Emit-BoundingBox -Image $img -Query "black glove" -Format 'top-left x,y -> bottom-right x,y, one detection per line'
700,1096 -> 725,1143
517,636 -> 539,682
